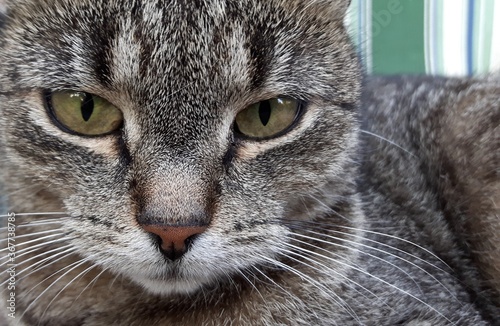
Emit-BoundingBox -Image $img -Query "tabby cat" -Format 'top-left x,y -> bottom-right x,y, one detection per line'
0,0 -> 497,325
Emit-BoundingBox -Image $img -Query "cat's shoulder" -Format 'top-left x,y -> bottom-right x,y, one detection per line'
361,73 -> 500,318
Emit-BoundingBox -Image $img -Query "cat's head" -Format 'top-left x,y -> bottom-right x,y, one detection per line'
0,0 -> 360,296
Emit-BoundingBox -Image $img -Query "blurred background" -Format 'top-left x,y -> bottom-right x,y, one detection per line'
346,0 -> 500,76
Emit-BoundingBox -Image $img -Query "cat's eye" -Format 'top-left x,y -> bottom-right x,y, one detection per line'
46,91 -> 123,136
234,97 -> 302,139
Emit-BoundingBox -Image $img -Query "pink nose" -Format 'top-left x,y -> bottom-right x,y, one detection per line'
142,225 -> 208,261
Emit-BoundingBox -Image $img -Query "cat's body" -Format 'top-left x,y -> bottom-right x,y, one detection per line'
0,0 -> 497,325
361,75 -> 500,322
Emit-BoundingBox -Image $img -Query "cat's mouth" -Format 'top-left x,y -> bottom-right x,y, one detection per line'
116,249 -> 222,296
154,264 -> 186,280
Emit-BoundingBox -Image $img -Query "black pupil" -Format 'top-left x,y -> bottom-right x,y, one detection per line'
81,93 -> 94,122
258,101 -> 272,126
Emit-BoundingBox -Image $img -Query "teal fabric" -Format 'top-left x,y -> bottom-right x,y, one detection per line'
346,0 -> 500,76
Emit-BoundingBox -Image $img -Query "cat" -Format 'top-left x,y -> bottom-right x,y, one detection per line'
361,75 -> 500,323
0,0 -> 497,325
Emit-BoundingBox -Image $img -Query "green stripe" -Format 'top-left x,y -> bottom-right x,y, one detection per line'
371,0 -> 426,74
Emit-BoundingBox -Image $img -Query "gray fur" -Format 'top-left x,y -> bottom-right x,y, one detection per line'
361,75 -> 500,321
0,0 -> 496,325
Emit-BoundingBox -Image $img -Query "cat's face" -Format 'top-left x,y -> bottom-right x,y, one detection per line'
0,0 -> 359,296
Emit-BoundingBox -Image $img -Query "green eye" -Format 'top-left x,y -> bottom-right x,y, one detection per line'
46,91 -> 123,136
235,97 -> 301,139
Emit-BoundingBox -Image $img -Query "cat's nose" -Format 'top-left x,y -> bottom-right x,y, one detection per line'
142,224 -> 208,261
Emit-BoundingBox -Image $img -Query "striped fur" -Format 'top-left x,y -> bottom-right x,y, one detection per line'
0,0 -> 496,325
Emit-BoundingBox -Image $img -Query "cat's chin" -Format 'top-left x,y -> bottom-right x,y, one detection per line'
133,275 -> 210,296
120,261 -> 220,296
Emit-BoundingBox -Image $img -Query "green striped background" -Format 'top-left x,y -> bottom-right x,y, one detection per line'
346,0 -> 500,76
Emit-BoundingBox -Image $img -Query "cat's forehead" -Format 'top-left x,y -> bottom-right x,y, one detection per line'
2,0 -> 351,98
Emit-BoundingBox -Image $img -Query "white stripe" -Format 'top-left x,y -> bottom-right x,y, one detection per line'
477,0 -> 486,73
364,0 -> 373,73
441,0 -> 468,76
424,0 -> 436,74
490,0 -> 500,72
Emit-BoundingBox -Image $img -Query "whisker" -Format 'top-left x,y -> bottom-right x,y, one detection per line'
299,226 -> 452,276
0,212 -> 67,218
9,245 -> 75,276
284,234 -> 421,297
20,255 -> 97,322
280,243 -> 383,304
20,257 -> 90,298
0,229 -> 64,242
0,236 -> 71,257
1,249 -> 77,292
108,271 -> 122,290
236,269 -> 266,303
307,194 -> 352,222
360,129 -> 418,158
70,267 -> 109,308
228,270 -> 242,296
1,183 -> 49,198
287,229 -> 457,298
283,241 -> 453,324
15,250 -> 80,290
13,216 -> 69,223
251,266 -> 297,301
278,252 -> 359,325
283,219 -> 452,271
0,218 -> 69,231
299,196 -> 312,217
0,235 -> 64,257
256,253 -> 358,324
40,263 -> 98,320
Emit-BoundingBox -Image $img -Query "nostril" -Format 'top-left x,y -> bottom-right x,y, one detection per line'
183,233 -> 203,253
142,225 -> 208,261
159,242 -> 184,261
